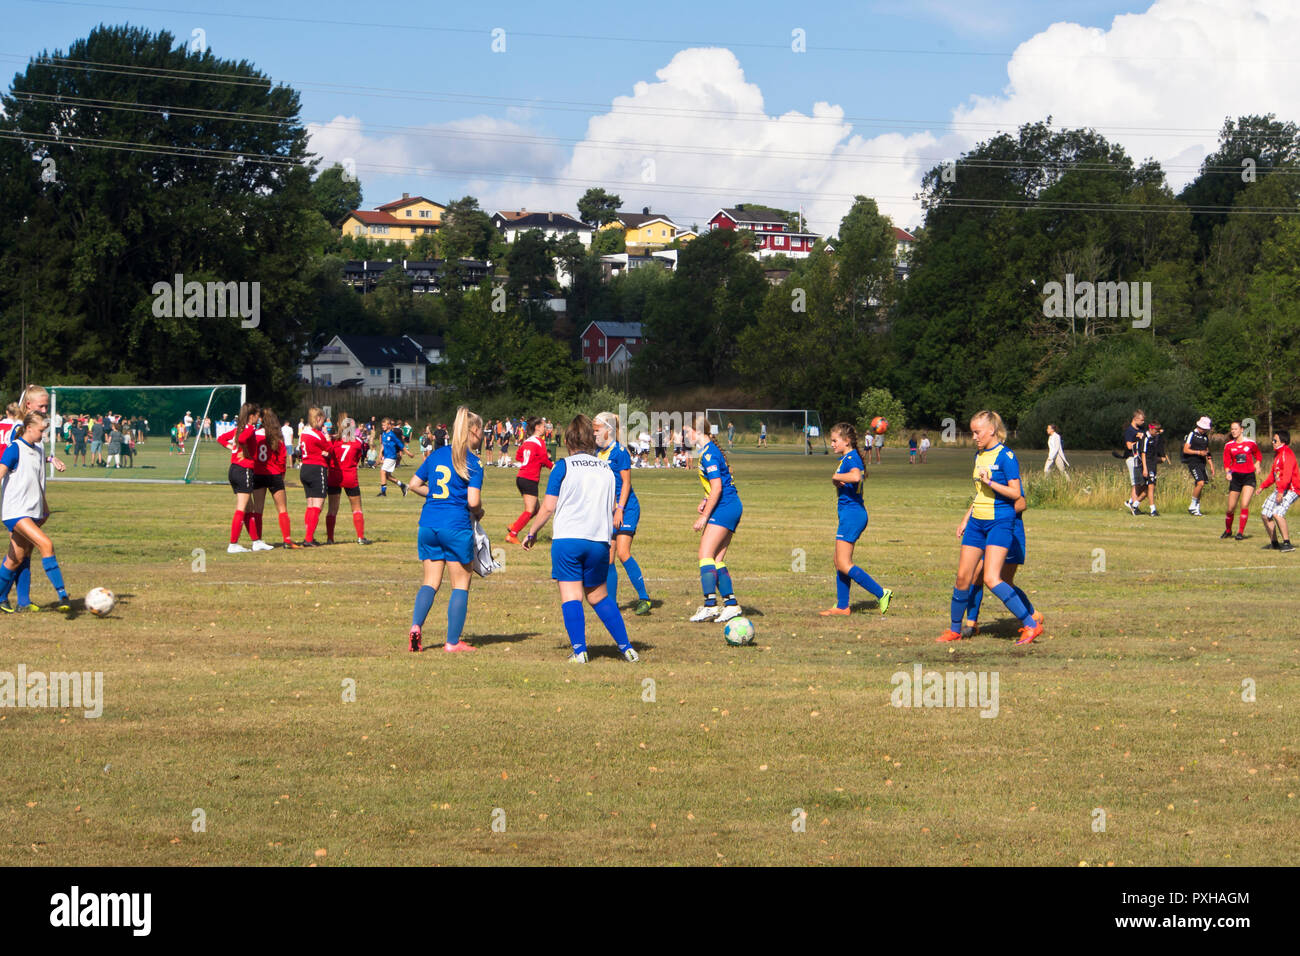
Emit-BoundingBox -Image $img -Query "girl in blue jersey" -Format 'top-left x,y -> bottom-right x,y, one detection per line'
959,495 -> 1041,638
821,422 -> 893,617
0,412 -> 71,613
684,415 -> 744,623
939,410 -> 1043,646
594,412 -> 653,616
522,415 -> 638,664
376,418 -> 409,497
405,406 -> 484,653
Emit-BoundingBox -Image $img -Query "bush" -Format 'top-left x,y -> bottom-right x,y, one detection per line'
1020,384 -> 1200,450
855,387 -> 907,446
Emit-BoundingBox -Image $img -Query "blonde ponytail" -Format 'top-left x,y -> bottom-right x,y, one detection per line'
451,405 -> 483,480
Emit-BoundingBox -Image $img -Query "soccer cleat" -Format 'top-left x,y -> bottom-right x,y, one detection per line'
622,647 -> 640,663
1219,531 -> 1233,539
879,588 -> 893,615
1187,503 -> 1196,514
1015,622 -> 1043,646
715,604 -> 743,624
1263,541 -> 1280,550
282,540 -> 301,549
568,651 -> 589,664
443,641 -> 476,653
1033,610 -> 1044,626
634,599 -> 652,616
1127,500 -> 1139,516
376,489 -> 386,497
227,543 -> 250,553
1234,532 -> 1246,541
1149,509 -> 1159,517
960,621 -> 979,640
820,606 -> 851,616
55,597 -> 72,612
251,540 -> 275,552
505,531 -> 519,545
399,482 -> 408,497
1282,541 -> 1296,553
1191,509 -> 1204,517
936,629 -> 964,643
690,605 -> 720,622
356,537 -> 372,545
408,626 -> 422,653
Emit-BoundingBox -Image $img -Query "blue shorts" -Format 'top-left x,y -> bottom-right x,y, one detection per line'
707,498 -> 743,532
1006,520 -> 1026,565
615,496 -> 640,536
961,515 -> 1015,551
4,516 -> 33,532
417,525 -> 473,565
551,538 -> 611,587
836,506 -> 868,542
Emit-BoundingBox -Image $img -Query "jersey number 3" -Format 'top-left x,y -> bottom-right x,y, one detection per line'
430,465 -> 452,499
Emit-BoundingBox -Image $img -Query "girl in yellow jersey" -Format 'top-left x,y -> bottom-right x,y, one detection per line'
938,411 -> 1043,646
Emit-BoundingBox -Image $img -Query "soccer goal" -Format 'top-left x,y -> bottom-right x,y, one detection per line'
705,409 -> 828,454
48,384 -> 246,484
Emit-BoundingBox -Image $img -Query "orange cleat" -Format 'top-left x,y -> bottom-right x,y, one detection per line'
444,641 -> 477,653
1015,622 -> 1043,646
819,606 -> 851,616
1033,610 -> 1044,626
936,629 -> 964,643
505,531 -> 519,545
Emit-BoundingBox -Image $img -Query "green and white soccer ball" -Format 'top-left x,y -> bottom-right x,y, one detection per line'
723,616 -> 755,646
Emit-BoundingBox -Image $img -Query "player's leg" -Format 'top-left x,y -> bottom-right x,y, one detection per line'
711,529 -> 741,617
326,491 -> 340,543
250,487 -> 267,544
348,488 -> 368,543
982,544 -> 1037,636
942,544 -> 983,641
409,555 -> 445,652
13,518 -> 69,610
272,487 -> 296,547
616,531 -> 650,613
1237,483 -> 1254,537
230,489 -> 253,552
585,544 -> 634,659
1224,487 -> 1240,537
691,525 -> 731,621
442,559 -> 473,651
963,556 -> 985,638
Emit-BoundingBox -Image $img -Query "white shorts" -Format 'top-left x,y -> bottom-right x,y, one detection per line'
1126,457 -> 1138,483
1261,489 -> 1297,519
381,458 -> 397,473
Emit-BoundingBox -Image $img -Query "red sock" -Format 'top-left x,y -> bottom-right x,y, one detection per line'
1239,509 -> 1249,535
1226,512 -> 1234,534
245,511 -> 260,541
352,511 -> 365,539
326,514 -> 337,542
510,510 -> 531,534
230,510 -> 245,544
254,512 -> 264,538
278,511 -> 292,542
305,506 -> 321,541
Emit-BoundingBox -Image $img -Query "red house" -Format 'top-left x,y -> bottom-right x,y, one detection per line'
707,205 -> 822,259
580,321 -> 644,365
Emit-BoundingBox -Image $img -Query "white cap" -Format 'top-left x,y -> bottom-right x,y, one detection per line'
1197,416 -> 1212,430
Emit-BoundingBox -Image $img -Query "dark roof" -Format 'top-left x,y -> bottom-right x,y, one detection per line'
375,195 -> 445,212
493,211 -> 592,232
405,333 -> 446,350
584,321 -> 644,338
335,335 -> 429,367
714,207 -> 788,226
616,212 -> 675,229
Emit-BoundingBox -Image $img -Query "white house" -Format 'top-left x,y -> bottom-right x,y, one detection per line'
300,334 -> 432,393
491,210 -> 594,246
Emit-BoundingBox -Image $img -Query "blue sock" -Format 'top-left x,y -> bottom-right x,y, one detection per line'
849,565 -> 884,599
16,559 -> 31,607
991,581 -> 1034,628
1011,584 -> 1035,617
836,571 -> 851,609
446,588 -> 469,645
0,563 -> 16,603
41,556 -> 67,598
716,564 -> 737,605
561,599 -> 587,655
699,562 -> 718,605
606,560 -> 618,606
965,584 -> 985,623
950,586 -> 970,632
621,556 -> 649,601
412,585 -> 436,627
593,595 -> 631,652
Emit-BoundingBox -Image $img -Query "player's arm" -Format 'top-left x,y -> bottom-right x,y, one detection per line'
694,477 -> 722,531
467,485 -> 484,522
522,494 -> 557,549
833,466 -> 863,485
957,504 -> 973,537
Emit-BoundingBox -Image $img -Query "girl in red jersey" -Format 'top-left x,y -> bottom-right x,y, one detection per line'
250,408 -> 298,549
1221,420 -> 1263,541
218,403 -> 272,553
327,418 -> 370,545
298,406 -> 333,547
506,417 -> 553,544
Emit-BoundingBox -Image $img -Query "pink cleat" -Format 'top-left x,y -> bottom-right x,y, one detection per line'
443,641 -> 477,653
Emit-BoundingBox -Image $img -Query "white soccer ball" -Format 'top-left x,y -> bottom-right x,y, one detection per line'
723,616 -> 755,646
85,587 -> 116,617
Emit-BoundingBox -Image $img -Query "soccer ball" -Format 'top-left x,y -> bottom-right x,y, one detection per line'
85,587 -> 116,617
870,416 -> 889,435
723,616 -> 755,646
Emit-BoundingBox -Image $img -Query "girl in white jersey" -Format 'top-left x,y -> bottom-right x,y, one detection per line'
2,387 -> 67,612
522,415 -> 638,664
0,412 -> 71,612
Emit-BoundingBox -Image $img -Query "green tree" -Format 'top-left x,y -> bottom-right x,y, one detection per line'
311,163 -> 362,228
577,187 -> 622,226
856,388 -> 906,442
591,226 -> 626,256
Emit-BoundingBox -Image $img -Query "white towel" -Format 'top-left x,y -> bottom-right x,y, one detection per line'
472,521 -> 502,577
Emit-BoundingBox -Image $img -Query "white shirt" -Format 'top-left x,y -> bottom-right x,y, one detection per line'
1,436 -> 48,522
548,453 -> 614,542
1047,432 -> 1064,460
281,423 -> 294,450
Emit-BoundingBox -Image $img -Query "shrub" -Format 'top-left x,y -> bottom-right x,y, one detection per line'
1020,384 -> 1200,450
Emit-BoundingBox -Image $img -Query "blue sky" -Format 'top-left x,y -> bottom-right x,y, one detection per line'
5,0 -> 1295,233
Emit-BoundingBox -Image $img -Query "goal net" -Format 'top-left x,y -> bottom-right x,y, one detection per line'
705,409 -> 828,454
48,385 -> 246,483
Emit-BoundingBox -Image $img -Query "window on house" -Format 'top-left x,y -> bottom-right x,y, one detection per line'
420,209 -> 431,218
389,368 -> 402,384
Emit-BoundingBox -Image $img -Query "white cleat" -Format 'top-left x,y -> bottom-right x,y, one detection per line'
622,647 -> 640,663
715,605 -> 743,624
227,543 -> 250,553
251,540 -> 275,551
568,651 -> 589,664
690,605 -> 720,623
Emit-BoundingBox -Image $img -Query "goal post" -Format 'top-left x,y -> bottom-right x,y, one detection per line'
47,384 -> 246,484
705,408 -> 828,454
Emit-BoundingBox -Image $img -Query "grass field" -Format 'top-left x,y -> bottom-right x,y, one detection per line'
3,443 -> 1298,866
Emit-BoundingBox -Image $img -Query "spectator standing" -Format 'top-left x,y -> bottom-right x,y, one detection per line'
1122,409 -> 1146,515
1181,416 -> 1214,516
90,415 -> 106,466
1044,424 -> 1069,478
1260,430 -> 1298,552
1138,422 -> 1166,516
919,432 -> 931,464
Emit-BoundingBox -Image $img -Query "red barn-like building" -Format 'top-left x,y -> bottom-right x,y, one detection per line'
580,321 -> 644,365
707,206 -> 822,259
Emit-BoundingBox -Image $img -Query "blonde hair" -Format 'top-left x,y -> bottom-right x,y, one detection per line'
970,410 -> 1007,444
593,411 -> 619,446
340,418 -> 356,442
5,402 -> 19,419
451,406 -> 482,480
19,385 -> 48,412
22,410 -> 49,432
307,406 -> 324,428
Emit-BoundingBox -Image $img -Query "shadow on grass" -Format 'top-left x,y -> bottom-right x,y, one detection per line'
468,631 -> 542,647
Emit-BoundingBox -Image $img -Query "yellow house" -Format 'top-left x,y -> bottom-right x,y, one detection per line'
340,194 -> 446,245
600,210 -> 677,251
